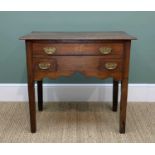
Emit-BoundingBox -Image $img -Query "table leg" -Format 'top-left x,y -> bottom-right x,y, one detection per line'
113,80 -> 119,112
119,78 -> 128,133
37,80 -> 43,111
28,81 -> 36,133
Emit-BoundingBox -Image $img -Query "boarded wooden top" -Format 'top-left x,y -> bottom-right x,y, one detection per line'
20,31 -> 137,40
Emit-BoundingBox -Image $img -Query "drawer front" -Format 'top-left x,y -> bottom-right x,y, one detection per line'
32,42 -> 124,57
33,56 -> 123,80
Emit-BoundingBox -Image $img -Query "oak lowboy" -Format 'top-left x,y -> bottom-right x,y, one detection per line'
20,32 -> 136,133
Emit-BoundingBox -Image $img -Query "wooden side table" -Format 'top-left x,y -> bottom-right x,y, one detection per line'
20,32 -> 136,133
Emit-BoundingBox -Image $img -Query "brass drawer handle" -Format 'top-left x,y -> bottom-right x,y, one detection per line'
99,47 -> 112,55
105,62 -> 117,70
38,63 -> 51,70
43,47 -> 56,55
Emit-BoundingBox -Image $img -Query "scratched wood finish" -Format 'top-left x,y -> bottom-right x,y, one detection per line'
21,32 -> 136,133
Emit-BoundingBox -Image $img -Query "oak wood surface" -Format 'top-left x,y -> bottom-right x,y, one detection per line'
33,56 -> 123,81
32,42 -> 123,56
20,31 -> 137,40
22,32 -> 136,133
26,41 -> 36,133
119,41 -> 131,133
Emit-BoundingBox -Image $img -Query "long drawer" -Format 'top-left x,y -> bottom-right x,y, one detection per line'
32,42 -> 124,57
33,56 -> 123,80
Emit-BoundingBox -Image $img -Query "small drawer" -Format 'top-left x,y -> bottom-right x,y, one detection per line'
32,42 -> 124,57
